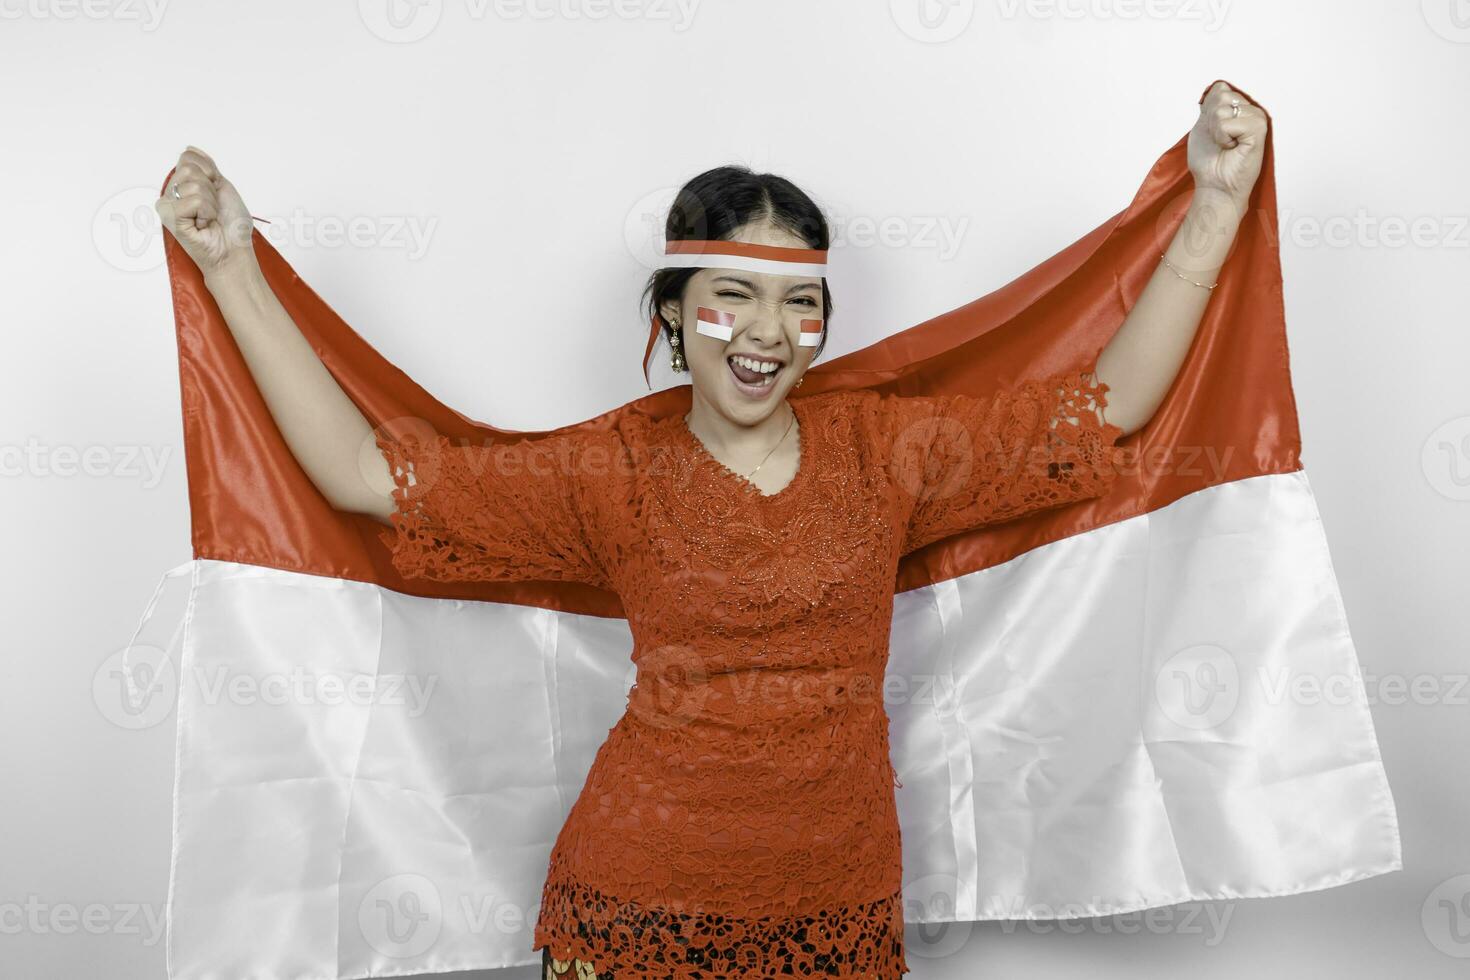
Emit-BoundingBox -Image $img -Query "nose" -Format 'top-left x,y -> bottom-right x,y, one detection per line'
742,299 -> 784,347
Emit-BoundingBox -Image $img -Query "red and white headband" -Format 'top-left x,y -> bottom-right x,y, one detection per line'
642,239 -> 829,386
659,239 -> 829,278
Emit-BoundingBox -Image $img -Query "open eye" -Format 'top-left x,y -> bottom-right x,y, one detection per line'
789,296 -> 819,308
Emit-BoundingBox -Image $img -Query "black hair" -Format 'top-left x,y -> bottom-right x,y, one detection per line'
640,165 -> 834,369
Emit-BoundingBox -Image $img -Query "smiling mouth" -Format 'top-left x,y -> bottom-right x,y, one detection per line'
727,353 -> 784,392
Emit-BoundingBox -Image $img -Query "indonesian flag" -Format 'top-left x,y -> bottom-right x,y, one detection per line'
124,80 -> 1401,979
695,305 -> 736,342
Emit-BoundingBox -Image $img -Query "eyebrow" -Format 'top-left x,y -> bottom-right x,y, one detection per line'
711,275 -> 822,295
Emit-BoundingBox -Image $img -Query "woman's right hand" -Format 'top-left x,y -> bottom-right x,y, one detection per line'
155,146 -> 260,285
152,146 -> 396,519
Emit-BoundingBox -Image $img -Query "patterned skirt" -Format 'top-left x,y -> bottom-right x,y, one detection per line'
542,947 -> 608,979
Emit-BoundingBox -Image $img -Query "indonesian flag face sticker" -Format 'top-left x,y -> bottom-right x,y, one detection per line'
798,318 -> 823,347
695,306 -> 736,342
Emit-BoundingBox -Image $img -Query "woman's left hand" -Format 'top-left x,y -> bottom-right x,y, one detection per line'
1186,81 -> 1269,207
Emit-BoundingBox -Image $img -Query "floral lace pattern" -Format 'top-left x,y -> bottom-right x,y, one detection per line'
375,366 -> 1123,979
875,366 -> 1125,554
374,422 -> 618,587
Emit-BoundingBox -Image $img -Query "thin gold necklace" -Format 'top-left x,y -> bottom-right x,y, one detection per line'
744,405 -> 797,481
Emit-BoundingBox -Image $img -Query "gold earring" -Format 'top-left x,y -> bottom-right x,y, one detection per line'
669,322 -> 687,373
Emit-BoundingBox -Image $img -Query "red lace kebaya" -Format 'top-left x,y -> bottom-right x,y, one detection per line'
375,365 -> 1124,980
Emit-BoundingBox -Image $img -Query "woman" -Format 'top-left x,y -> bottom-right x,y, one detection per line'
155,81 -> 1267,979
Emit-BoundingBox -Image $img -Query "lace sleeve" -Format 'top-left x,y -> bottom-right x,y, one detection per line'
372,425 -> 616,588
879,364 -> 1125,556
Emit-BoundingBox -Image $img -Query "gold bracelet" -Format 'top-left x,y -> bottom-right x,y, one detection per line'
1160,252 -> 1218,290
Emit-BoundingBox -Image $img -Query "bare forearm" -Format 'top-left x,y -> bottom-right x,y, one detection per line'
205,266 -> 394,519
1093,186 -> 1242,435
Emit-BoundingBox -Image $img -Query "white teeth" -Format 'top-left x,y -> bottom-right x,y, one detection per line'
730,355 -> 779,374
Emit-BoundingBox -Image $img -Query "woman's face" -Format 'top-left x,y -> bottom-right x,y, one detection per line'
661,221 -> 823,428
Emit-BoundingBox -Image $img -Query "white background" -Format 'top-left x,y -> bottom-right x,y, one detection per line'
3,0 -> 1467,977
